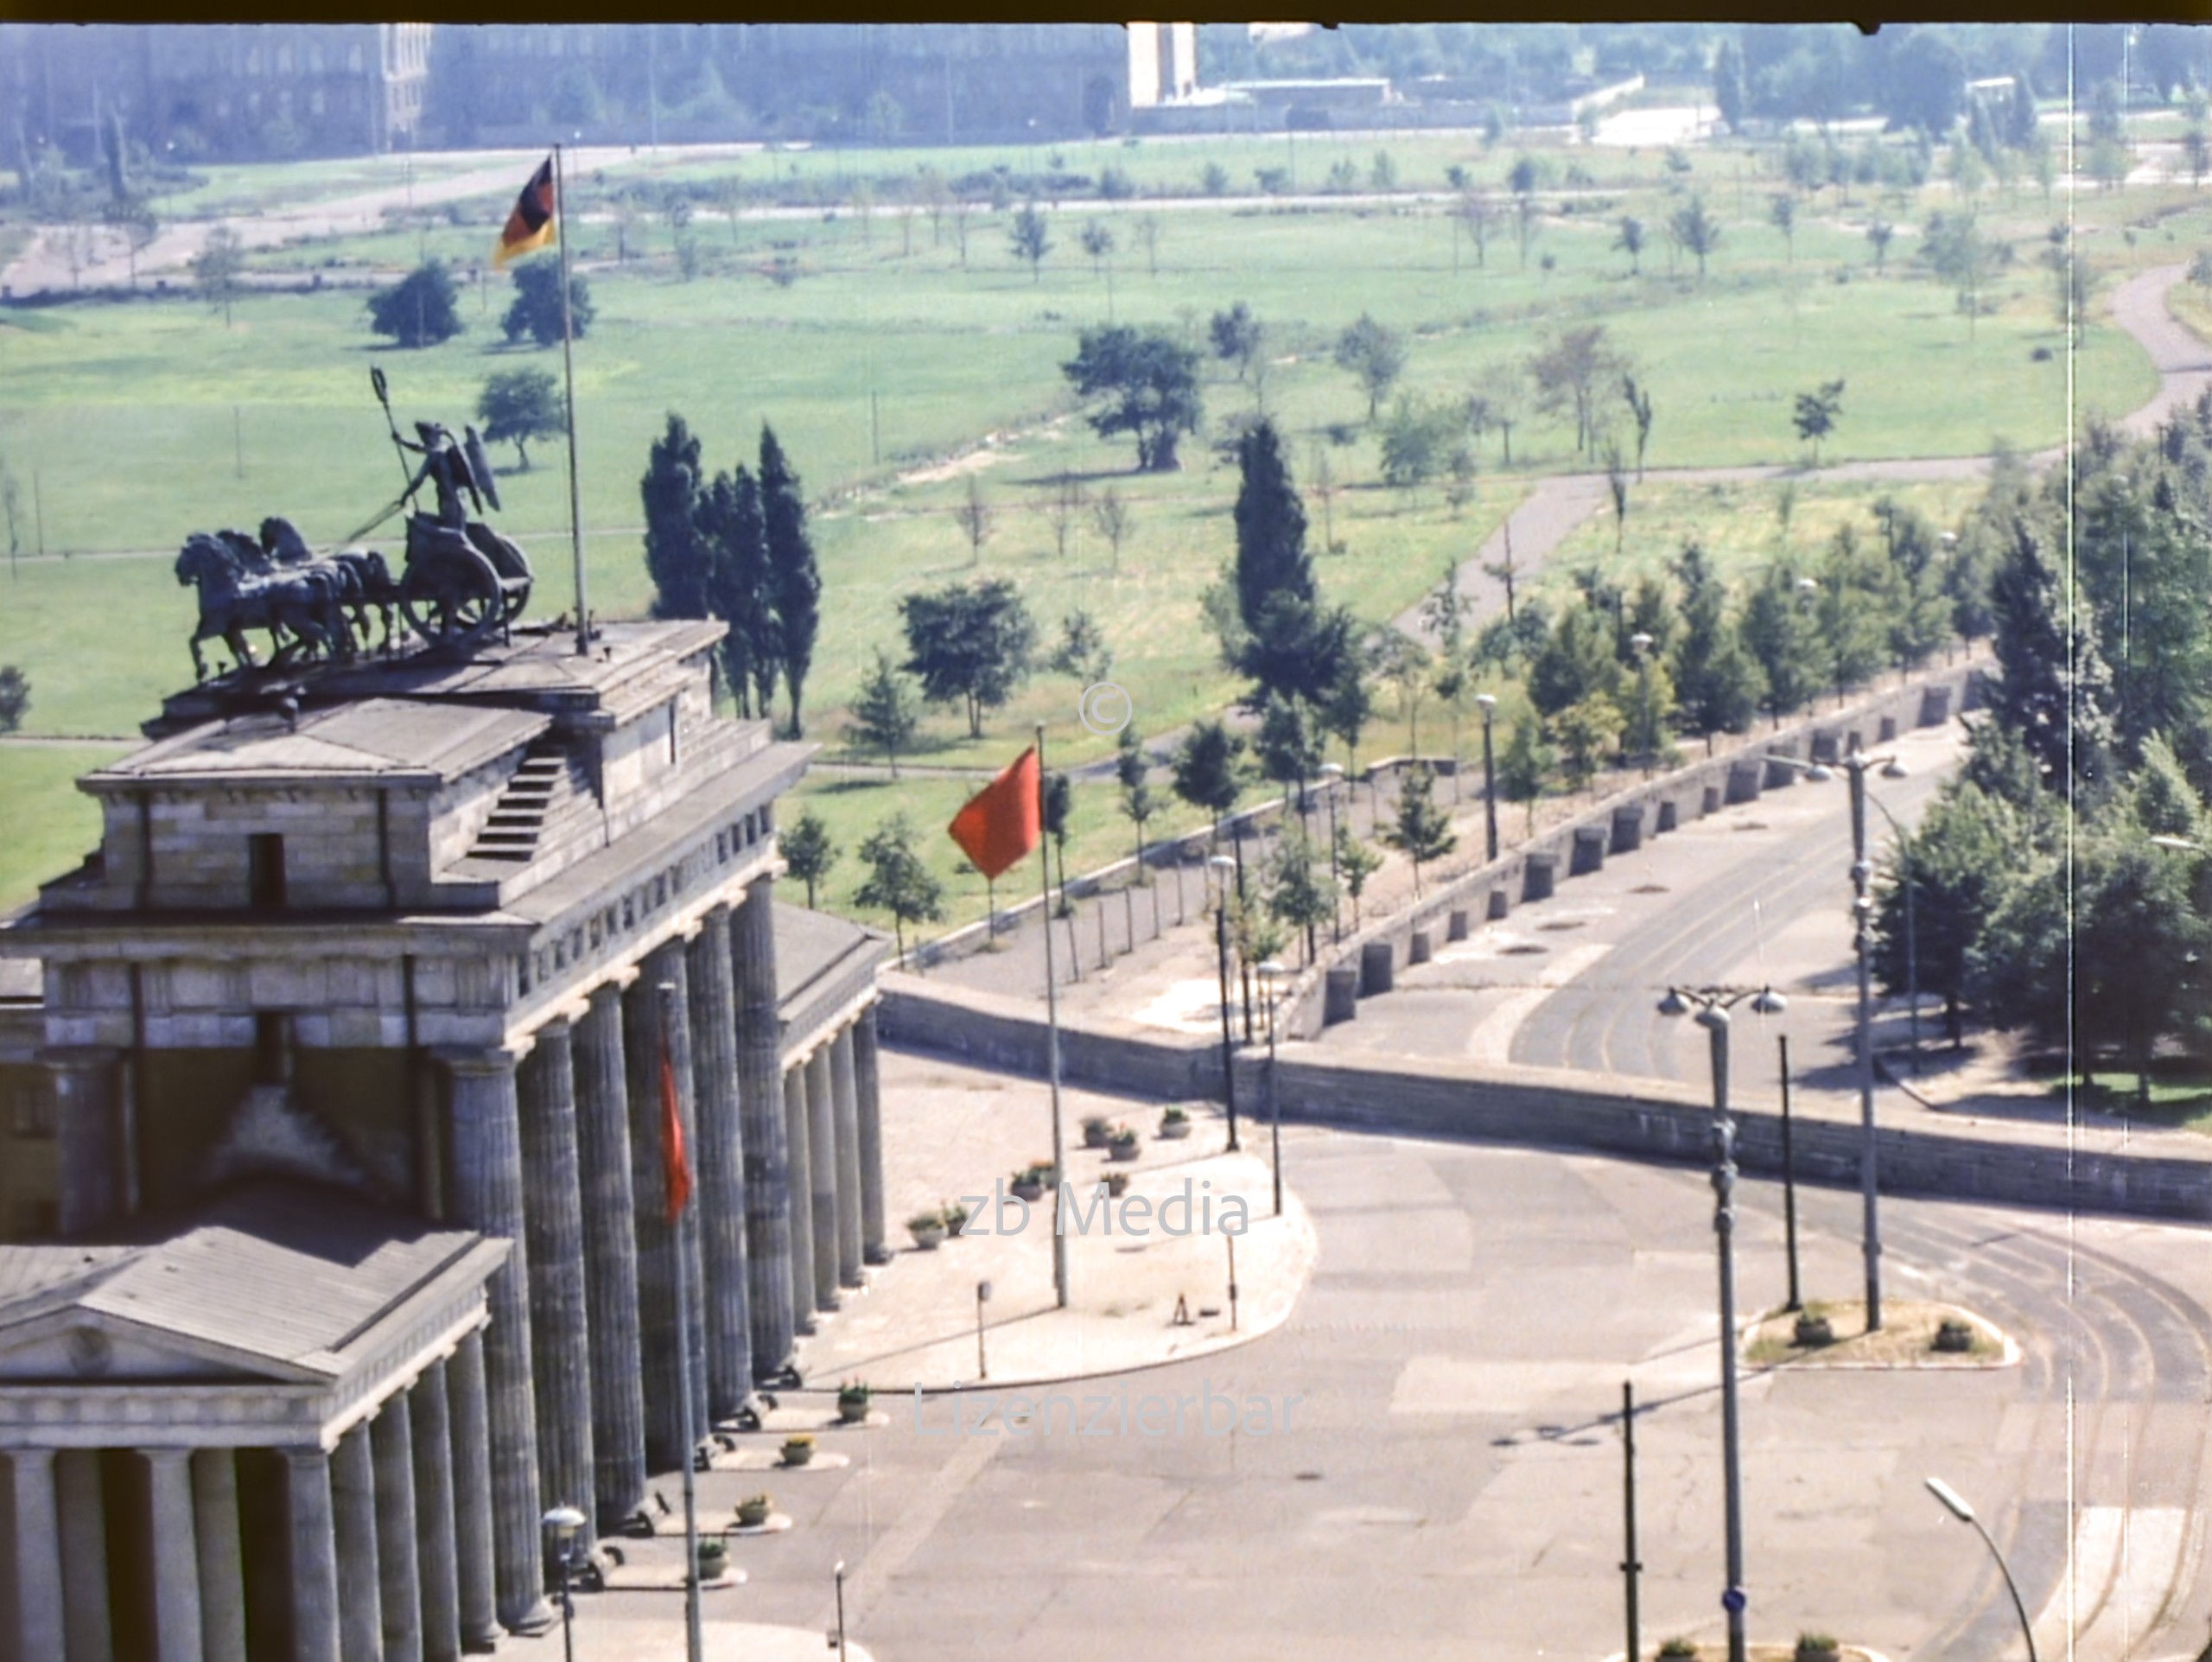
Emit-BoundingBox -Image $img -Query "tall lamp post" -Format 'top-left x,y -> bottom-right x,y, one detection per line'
1475,692 -> 1499,863
1208,854 -> 1242,1151
1924,1478 -> 2038,1662
1258,959 -> 1290,1217
543,1505 -> 587,1662
1319,763 -> 1345,941
1629,632 -> 1656,778
1859,779 -> 1919,1072
1658,982 -> 1787,1662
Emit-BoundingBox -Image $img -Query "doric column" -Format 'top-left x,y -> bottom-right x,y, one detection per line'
189,1451 -> 246,1662
372,1396 -> 423,1662
688,907 -> 753,1415
56,1448 -> 113,1662
330,1424 -> 381,1662
8,1450 -> 65,1662
854,1004 -> 888,1265
731,876 -> 796,1378
46,1046 -> 121,1239
143,1450 -> 205,1662
517,1020 -> 594,1555
781,1067 -> 817,1336
625,945 -> 708,1468
575,983 -> 646,1530
446,1328 -> 499,1654
283,1448 -> 341,1662
805,1047 -> 840,1313
441,1048 -> 550,1635
410,1361 -> 462,1662
830,1026 -> 864,1289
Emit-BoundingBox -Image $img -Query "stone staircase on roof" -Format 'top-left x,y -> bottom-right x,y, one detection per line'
468,742 -> 574,863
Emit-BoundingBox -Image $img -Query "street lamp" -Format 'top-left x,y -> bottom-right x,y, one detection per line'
1319,762 -> 1345,941
1924,1478 -> 2038,1662
543,1504 -> 588,1662
1475,693 -> 1499,862
1208,855 -> 1242,1151
1258,959 -> 1291,1216
1657,983 -> 1786,1662
833,1559 -> 849,1658
1630,633 -> 1656,778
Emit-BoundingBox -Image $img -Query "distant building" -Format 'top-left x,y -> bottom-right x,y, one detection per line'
0,23 -> 429,163
1128,23 -> 1199,109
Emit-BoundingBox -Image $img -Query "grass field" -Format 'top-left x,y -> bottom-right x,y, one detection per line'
0,746 -> 131,911
2,131 -> 2208,925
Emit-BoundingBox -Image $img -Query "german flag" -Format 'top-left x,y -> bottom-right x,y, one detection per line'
493,155 -> 556,269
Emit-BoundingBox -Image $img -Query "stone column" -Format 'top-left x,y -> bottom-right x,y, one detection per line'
829,1026 -> 864,1289
625,945 -> 708,1468
283,1449 -> 341,1662
372,1396 -> 423,1662
731,876 -> 797,1378
446,1328 -> 499,1654
8,1450 -> 65,1662
688,907 -> 753,1415
46,1046 -> 121,1239
410,1362 -> 462,1662
575,983 -> 646,1530
781,1067 -> 817,1336
55,1447 -> 112,1662
330,1424 -> 380,1662
853,1005 -> 888,1265
441,1048 -> 550,1635
188,1451 -> 246,1662
143,1450 -> 205,1662
805,1048 -> 840,1313
517,1020 -> 595,1554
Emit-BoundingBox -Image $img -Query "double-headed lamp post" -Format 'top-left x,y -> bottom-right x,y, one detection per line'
1208,854 -> 1242,1151
1319,762 -> 1345,942
1657,982 -> 1787,1662
542,1504 -> 588,1662
1924,1478 -> 2037,1662
1475,692 -> 1499,863
1258,959 -> 1291,1216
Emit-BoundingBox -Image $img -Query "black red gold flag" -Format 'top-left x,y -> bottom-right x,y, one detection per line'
493,156 -> 556,268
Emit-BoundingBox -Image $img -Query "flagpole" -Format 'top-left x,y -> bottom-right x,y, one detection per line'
660,983 -> 704,1662
554,143 -> 590,659
1035,724 -> 1071,1310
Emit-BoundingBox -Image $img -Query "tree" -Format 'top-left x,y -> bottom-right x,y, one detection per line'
1133,213 -> 1162,276
1866,218 -> 1895,271
193,225 -> 247,327
1738,565 -> 1823,724
367,262 -> 465,349
1078,218 -> 1115,277
1170,718 -> 1246,842
854,815 -> 944,965
1373,633 -> 1434,754
1319,665 -> 1375,777
1378,398 -> 1458,496
641,415 -> 713,622
1601,436 -> 1631,555
1529,326 -> 1629,456
848,649 -> 920,777
1231,417 -> 1315,635
1116,728 -> 1159,871
1713,36 -> 1747,136
781,810 -> 839,908
760,425 -> 823,737
103,194 -> 158,287
1670,543 -> 1766,735
1614,215 -> 1646,276
1922,211 -> 2003,337
697,461 -> 777,720
502,258 -> 594,347
1210,302 -> 1265,383
1061,326 -> 1204,473
1791,379 -> 1847,466
0,665 -> 28,734
1872,782 -> 2021,1046
1988,519 -> 2115,798
899,578 -> 1037,739
1669,195 -> 1724,283
475,368 -> 562,471
1090,487 -> 1134,571
1472,361 -> 1529,468
1052,608 -> 1113,684
1334,313 -> 1408,421
1622,377 -> 1656,481
1043,475 -> 1087,561
1769,193 -> 1797,261
1268,826 -> 1335,965
1043,771 -> 1076,915
1497,715 -> 1554,836
1529,602 -> 1623,718
1883,29 -> 1968,137
1254,691 -> 1325,811
1382,762 -> 1456,896
1334,822 -> 1384,927
953,475 -> 995,567
1553,694 -> 1625,791
1009,203 -> 1052,281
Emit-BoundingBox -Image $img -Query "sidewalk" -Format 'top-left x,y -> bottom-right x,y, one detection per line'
787,1050 -> 1318,1392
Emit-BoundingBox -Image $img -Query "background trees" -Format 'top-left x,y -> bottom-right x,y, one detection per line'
367,262 -> 463,349
1061,326 -> 1203,473
761,425 -> 823,735
503,258 -> 594,347
1334,313 -> 1408,420
899,579 -> 1038,738
476,368 -> 562,470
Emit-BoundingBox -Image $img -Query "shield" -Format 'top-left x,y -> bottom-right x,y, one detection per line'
463,423 -> 503,514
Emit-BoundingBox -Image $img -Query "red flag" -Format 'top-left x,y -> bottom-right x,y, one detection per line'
658,1033 -> 692,1224
493,156 -> 556,269
949,747 -> 1043,882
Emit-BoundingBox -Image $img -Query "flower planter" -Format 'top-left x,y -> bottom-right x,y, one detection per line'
1011,1180 -> 1046,1204
1105,1172 -> 1131,1198
696,1540 -> 730,1577
909,1223 -> 945,1251
1795,1640 -> 1841,1662
1933,1319 -> 1974,1353
781,1440 -> 815,1468
1081,1121 -> 1112,1149
1793,1314 -> 1835,1347
1108,1140 -> 1141,1163
837,1391 -> 871,1423
1158,1119 -> 1193,1140
734,1497 -> 772,1529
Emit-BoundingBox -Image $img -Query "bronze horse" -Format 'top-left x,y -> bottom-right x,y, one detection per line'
259,517 -> 400,653
175,532 -> 351,683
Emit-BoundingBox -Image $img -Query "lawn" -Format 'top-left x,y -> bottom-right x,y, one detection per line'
0,745 -> 131,914
2051,1073 -> 2212,1136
